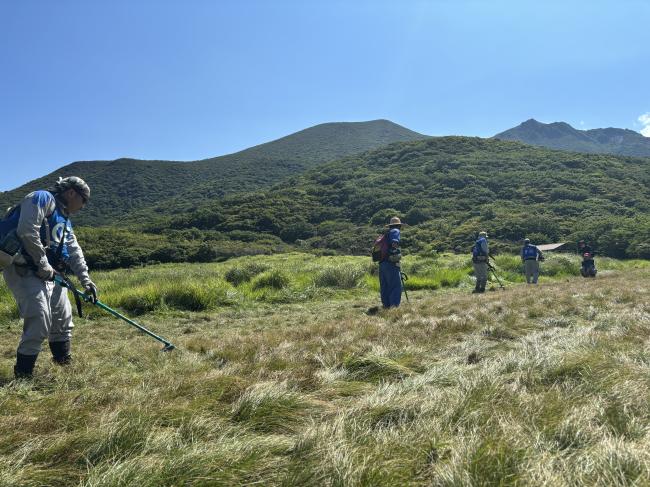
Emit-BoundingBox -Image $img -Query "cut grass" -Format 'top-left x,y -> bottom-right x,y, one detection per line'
0,255 -> 649,485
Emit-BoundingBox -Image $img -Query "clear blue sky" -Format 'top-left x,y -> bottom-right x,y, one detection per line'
2,0 -> 649,190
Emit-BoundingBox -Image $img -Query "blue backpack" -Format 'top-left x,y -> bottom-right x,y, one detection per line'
523,245 -> 538,260
472,237 -> 487,257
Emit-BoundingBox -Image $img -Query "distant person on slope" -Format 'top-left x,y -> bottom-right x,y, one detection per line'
0,177 -> 98,379
521,238 -> 544,284
471,231 -> 489,293
373,216 -> 403,308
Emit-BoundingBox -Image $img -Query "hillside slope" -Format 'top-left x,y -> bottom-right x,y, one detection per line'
144,136 -> 650,259
0,120 -> 426,225
494,119 -> 650,157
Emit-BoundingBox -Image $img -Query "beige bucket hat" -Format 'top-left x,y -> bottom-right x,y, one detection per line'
386,216 -> 402,228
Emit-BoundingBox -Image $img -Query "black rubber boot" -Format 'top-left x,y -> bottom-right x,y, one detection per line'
49,341 -> 72,365
472,280 -> 482,293
14,353 -> 38,379
473,279 -> 486,293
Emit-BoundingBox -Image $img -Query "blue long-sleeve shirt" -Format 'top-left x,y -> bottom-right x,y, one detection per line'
387,228 -> 401,261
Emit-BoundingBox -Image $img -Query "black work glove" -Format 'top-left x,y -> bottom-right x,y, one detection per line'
84,281 -> 98,303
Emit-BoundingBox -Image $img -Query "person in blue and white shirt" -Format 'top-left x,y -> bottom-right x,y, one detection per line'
1,176 -> 97,379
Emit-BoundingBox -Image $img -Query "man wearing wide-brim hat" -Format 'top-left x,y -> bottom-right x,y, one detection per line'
471,230 -> 489,293
378,216 -> 403,307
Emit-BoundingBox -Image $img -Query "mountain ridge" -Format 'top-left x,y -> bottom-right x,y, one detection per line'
494,118 -> 650,157
0,119 -> 427,225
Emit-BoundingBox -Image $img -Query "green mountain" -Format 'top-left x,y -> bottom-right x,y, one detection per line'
494,119 -> 650,157
0,120 -> 426,225
107,136 -> 648,269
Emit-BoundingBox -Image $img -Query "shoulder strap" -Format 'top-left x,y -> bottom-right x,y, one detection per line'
55,218 -> 70,264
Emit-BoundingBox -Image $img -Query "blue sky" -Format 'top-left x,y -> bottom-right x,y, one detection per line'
1,0 -> 649,191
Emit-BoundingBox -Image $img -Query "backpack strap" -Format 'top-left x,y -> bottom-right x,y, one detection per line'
55,219 -> 69,262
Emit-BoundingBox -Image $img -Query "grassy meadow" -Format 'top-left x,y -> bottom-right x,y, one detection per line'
0,252 -> 649,486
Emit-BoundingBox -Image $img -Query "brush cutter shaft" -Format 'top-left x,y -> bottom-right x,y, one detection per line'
487,262 -> 506,289
400,271 -> 409,302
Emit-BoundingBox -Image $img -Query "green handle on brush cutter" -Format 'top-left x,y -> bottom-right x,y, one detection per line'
54,275 -> 175,351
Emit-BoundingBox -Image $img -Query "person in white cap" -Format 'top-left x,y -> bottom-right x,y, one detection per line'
1,176 -> 98,379
471,231 -> 489,293
521,237 -> 544,284
378,216 -> 403,307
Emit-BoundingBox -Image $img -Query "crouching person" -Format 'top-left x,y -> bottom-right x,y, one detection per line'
1,177 -> 98,379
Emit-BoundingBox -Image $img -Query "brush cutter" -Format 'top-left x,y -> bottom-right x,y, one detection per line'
54,274 -> 176,351
400,271 -> 410,302
487,261 -> 506,290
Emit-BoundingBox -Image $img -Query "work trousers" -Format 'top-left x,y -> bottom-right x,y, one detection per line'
3,265 -> 73,355
473,262 -> 488,291
524,260 -> 539,284
379,261 -> 402,308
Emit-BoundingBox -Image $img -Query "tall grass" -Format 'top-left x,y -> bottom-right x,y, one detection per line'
0,283 -> 18,320
313,264 -> 366,288
225,262 -> 269,286
0,258 -> 649,485
251,269 -> 291,290
1,253 -> 644,321
110,279 -> 238,314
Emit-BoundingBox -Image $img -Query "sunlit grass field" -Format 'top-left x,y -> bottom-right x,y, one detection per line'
0,252 -> 649,486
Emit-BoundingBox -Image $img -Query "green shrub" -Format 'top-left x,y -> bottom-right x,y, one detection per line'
252,269 -> 291,290
225,262 -> 270,286
493,255 -> 523,273
435,268 -> 468,288
401,276 -> 440,290
542,255 -> 579,276
164,283 -> 214,311
111,278 -> 237,313
313,265 -> 366,288
115,285 -> 161,315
